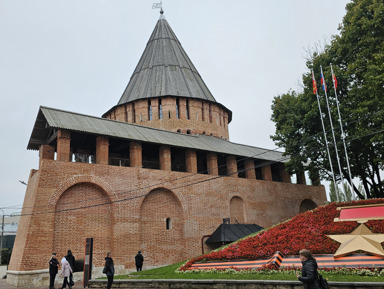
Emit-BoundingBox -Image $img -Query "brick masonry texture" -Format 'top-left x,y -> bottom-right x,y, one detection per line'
9,158 -> 326,273
104,97 -> 230,140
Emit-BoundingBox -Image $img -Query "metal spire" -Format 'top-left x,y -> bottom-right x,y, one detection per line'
152,1 -> 165,19
152,1 -> 164,13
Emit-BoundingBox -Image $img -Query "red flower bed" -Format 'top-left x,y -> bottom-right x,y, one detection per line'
179,199 -> 384,271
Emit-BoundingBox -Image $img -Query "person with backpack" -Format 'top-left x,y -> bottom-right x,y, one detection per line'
65,250 -> 75,287
60,257 -> 73,289
296,249 -> 321,289
103,252 -> 115,289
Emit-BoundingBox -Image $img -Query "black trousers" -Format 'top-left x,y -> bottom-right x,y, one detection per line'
61,276 -> 71,289
107,275 -> 114,289
49,273 -> 56,288
136,265 -> 142,272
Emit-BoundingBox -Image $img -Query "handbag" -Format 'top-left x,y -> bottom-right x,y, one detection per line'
102,267 -> 107,274
318,274 -> 330,289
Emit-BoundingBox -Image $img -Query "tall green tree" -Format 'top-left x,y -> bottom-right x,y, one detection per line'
329,181 -> 339,202
271,0 -> 384,199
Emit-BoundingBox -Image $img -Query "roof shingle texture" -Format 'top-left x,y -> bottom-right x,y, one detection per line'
29,106 -> 286,164
117,15 -> 217,105
205,224 -> 264,244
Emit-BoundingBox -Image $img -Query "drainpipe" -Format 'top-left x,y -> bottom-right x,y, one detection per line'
201,235 -> 211,255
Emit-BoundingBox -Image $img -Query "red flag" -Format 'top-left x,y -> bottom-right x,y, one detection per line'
311,70 -> 318,95
333,73 -> 338,89
312,78 -> 317,95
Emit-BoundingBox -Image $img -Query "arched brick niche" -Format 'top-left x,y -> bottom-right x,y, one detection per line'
230,196 -> 245,224
53,182 -> 113,266
299,199 -> 318,213
139,188 -> 184,266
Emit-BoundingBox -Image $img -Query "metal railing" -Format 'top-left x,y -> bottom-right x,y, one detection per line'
72,153 -> 95,164
109,157 -> 130,167
142,160 -> 160,170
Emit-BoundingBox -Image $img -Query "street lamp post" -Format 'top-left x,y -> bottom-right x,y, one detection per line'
0,208 -> 4,264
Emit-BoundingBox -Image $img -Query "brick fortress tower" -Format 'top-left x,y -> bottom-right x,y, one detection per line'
7,10 -> 326,287
103,10 -> 231,140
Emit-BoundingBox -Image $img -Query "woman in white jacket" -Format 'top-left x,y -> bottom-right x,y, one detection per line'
60,257 -> 73,289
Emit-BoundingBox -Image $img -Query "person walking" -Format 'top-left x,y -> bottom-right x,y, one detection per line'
65,250 -> 75,286
49,253 -> 59,289
60,257 -> 73,289
103,252 -> 115,289
296,249 -> 321,289
134,251 -> 144,272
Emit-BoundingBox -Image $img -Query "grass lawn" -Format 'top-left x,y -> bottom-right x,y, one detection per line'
107,262 -> 384,283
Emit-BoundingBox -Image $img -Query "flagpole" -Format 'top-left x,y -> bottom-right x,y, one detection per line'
312,69 -> 338,201
320,65 -> 346,199
330,63 -> 355,199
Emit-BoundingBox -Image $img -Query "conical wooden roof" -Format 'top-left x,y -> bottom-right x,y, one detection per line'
117,13 -> 217,105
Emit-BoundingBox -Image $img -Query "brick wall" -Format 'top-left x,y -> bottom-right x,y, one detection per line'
9,159 -> 326,273
104,97 -> 230,140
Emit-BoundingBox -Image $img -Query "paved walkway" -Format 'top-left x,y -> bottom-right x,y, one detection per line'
1,278 -> 40,289
0,278 -> 81,289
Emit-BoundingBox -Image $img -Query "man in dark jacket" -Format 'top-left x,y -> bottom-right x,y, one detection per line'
104,252 -> 115,289
65,250 -> 75,286
296,249 -> 321,289
49,253 -> 59,289
135,251 -> 144,272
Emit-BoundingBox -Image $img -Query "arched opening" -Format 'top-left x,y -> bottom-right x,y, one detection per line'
171,147 -> 186,172
230,196 -> 245,223
140,188 -> 184,266
54,183 -> 112,267
299,199 -> 317,213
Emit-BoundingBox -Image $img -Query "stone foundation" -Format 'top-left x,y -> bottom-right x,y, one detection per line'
6,266 -> 126,288
6,269 -> 49,288
88,279 -> 384,289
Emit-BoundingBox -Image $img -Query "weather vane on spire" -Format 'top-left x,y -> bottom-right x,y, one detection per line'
152,1 -> 164,14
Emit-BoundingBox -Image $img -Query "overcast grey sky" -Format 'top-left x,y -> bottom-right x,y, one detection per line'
0,0 -> 349,214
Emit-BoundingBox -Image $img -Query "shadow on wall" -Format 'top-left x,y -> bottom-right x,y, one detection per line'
300,199 -> 317,213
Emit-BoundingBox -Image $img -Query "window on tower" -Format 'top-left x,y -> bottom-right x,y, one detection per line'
159,99 -> 163,120
186,99 -> 190,120
166,218 -> 172,230
148,100 -> 152,120
176,98 -> 180,119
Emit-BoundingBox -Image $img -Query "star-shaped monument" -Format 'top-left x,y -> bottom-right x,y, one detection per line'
328,223 -> 384,258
